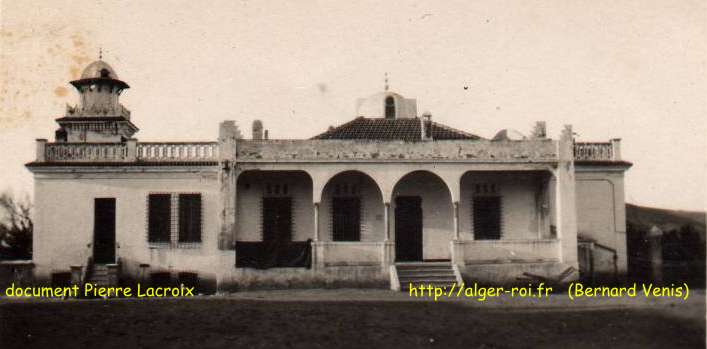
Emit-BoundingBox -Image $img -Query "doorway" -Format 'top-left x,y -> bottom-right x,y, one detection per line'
395,196 -> 423,261
93,198 -> 116,264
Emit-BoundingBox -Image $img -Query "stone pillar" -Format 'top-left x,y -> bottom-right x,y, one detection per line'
384,202 -> 391,241
36,139 -> 47,162
126,138 -> 137,162
70,265 -> 83,285
610,138 -> 622,161
138,263 -> 150,286
648,226 -> 663,284
555,125 -> 579,269
218,121 -> 240,250
453,201 -> 460,240
312,241 -> 325,271
313,203 -> 320,241
382,241 -> 395,272
106,264 -> 119,286
451,240 -> 465,265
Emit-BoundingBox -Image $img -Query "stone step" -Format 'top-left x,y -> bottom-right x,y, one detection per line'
394,262 -> 458,292
402,283 -> 458,291
399,279 -> 457,285
397,270 -> 455,276
396,264 -> 452,270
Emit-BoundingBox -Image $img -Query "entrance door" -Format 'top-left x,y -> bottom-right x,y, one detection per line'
395,196 -> 423,261
93,198 -> 116,264
262,197 -> 292,241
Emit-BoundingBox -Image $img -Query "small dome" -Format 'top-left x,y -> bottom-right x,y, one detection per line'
492,129 -> 527,141
355,91 -> 418,119
80,60 -> 119,79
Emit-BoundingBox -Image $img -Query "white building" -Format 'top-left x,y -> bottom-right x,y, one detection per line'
26,60 -> 632,291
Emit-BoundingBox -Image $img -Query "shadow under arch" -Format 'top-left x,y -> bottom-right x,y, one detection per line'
318,170 -> 385,242
235,170 -> 314,242
391,170 -> 454,261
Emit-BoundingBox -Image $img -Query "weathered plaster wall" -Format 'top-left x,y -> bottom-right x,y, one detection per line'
459,171 -> 552,241
237,139 -> 558,162
32,171 -> 220,280
235,171 -> 314,241
575,170 -> 628,274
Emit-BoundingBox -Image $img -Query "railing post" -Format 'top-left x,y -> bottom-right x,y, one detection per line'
126,138 -> 137,162
610,138 -> 621,161
36,139 -> 47,162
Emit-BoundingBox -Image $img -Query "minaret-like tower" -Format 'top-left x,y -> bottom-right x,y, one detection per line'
55,59 -> 138,142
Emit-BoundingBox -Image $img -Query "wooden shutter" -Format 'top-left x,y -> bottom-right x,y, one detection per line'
148,194 -> 171,242
332,197 -> 361,241
473,196 -> 501,240
262,197 -> 292,241
178,194 -> 202,243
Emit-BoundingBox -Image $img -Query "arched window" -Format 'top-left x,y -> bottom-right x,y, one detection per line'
385,96 -> 395,119
100,68 -> 111,78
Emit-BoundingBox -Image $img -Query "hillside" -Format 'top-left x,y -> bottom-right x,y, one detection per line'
626,203 -> 706,238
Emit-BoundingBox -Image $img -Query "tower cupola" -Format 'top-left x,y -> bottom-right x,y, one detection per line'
56,58 -> 138,143
67,60 -> 130,118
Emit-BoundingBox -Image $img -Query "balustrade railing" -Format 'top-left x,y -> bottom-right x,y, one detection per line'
45,143 -> 128,162
574,142 -> 614,161
137,142 -> 218,161
40,141 -> 218,163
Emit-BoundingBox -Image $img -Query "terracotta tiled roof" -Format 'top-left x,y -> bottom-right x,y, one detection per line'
312,117 -> 481,141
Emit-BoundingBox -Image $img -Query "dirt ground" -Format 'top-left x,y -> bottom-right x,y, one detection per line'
0,289 -> 704,349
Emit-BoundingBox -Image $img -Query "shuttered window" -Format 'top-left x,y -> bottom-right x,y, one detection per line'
473,196 -> 502,240
332,197 -> 361,241
262,197 -> 292,242
148,194 -> 171,242
178,194 -> 202,243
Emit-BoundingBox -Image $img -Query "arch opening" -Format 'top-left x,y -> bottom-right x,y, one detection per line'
319,171 -> 384,242
385,96 -> 395,119
391,170 -> 454,261
236,170 -> 313,242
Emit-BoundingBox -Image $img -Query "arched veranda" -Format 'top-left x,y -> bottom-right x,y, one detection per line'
318,171 -> 385,242
391,170 -> 454,261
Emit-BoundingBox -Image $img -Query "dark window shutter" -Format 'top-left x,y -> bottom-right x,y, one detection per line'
148,194 -> 171,242
178,194 -> 202,243
332,198 -> 361,241
262,197 -> 292,242
473,196 -> 501,240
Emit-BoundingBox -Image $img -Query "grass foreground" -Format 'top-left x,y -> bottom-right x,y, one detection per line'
0,289 -> 704,349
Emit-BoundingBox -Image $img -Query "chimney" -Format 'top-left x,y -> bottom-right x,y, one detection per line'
252,120 -> 263,140
421,111 -> 433,141
530,121 -> 547,139
264,130 -> 269,140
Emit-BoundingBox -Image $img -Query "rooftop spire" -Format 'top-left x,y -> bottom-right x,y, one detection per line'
384,72 -> 389,91
99,47 -> 103,60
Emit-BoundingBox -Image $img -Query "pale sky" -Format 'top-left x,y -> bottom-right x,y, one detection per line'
0,0 -> 705,211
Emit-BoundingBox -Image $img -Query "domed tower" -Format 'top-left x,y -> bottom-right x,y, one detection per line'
354,75 -> 417,119
55,59 -> 138,142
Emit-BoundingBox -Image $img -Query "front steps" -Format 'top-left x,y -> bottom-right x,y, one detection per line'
393,262 -> 461,291
86,264 -> 118,287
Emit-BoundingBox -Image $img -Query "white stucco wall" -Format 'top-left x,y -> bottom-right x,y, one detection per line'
235,171 -> 314,242
32,170 -> 220,280
575,170 -> 628,274
459,172 -> 552,241
355,92 -> 418,118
